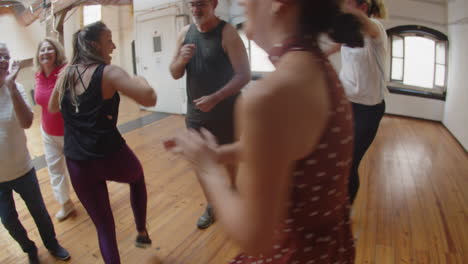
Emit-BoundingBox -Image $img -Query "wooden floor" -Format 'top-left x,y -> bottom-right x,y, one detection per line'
1,99 -> 467,264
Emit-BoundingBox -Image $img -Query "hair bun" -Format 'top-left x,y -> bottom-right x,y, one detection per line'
329,13 -> 364,48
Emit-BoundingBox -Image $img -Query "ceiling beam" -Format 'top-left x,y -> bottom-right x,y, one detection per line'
0,0 -> 133,26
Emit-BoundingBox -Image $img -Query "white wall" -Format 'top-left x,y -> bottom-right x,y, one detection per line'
132,1 -> 459,122
134,0 -> 178,10
63,8 -> 81,62
385,0 -> 447,34
443,0 -> 468,150
386,93 -> 445,120
64,5 -> 135,75
0,14 -> 46,105
102,5 -> 135,73
381,1 -> 448,121
228,0 -> 450,121
230,0 -> 245,25
0,5 -> 134,105
135,0 -> 231,21
215,0 -> 231,22
359,0 -> 448,121
117,6 -> 135,75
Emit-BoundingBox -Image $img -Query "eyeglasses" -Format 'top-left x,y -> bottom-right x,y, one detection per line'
0,55 -> 11,61
188,0 -> 211,8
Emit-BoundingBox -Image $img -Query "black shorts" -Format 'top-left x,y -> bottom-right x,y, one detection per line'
185,118 -> 235,145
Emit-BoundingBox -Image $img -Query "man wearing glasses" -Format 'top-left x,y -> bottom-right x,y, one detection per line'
0,43 -> 70,263
170,0 -> 250,229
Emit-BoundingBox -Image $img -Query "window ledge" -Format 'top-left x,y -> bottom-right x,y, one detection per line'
388,86 -> 446,101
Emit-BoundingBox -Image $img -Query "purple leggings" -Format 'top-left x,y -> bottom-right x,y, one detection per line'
66,144 -> 147,264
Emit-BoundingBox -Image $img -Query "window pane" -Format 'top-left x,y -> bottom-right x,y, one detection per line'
403,36 -> 435,89
392,35 -> 404,57
83,5 -> 102,26
251,42 -> 275,72
391,58 -> 403,80
435,64 -> 445,86
436,42 -> 446,65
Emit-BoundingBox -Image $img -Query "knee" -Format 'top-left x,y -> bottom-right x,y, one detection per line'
133,173 -> 146,186
0,209 -> 20,227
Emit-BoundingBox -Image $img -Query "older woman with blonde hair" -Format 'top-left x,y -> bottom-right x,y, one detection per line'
34,37 -> 75,221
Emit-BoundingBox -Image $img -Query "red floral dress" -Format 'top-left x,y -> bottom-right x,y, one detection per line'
230,41 -> 355,264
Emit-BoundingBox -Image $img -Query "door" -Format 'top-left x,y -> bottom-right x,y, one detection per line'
136,15 -> 186,114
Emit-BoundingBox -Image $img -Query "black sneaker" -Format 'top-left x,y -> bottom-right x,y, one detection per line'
48,245 -> 70,261
28,252 -> 40,264
135,231 -> 152,248
197,205 -> 215,229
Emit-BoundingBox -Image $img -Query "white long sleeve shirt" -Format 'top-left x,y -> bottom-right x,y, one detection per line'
340,18 -> 388,106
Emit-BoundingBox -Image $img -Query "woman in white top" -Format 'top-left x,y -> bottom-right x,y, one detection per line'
328,0 -> 388,204
0,42 -> 70,264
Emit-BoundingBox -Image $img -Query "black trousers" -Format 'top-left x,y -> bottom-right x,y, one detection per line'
349,100 -> 386,204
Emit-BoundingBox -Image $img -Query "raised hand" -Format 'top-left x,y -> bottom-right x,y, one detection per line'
179,44 -> 196,64
167,128 -> 219,169
5,60 -> 22,90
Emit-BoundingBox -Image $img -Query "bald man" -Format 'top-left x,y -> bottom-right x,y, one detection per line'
170,0 -> 250,229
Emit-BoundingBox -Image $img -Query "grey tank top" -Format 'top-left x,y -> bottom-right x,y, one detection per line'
183,20 -> 239,121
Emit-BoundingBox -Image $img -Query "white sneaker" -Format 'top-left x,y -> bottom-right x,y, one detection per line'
55,200 -> 75,222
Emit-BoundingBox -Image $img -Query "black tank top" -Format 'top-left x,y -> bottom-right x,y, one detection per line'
61,64 -> 125,160
183,20 -> 239,121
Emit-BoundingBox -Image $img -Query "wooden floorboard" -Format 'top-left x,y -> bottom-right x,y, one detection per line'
1,103 -> 467,263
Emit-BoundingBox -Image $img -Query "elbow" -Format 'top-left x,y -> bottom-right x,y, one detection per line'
48,106 -> 59,114
242,72 -> 251,86
170,70 -> 179,80
23,121 -> 33,129
148,92 -> 157,106
237,69 -> 251,86
48,103 -> 60,114
171,71 -> 183,80
169,66 -> 183,80
22,114 -> 34,129
141,90 -> 157,107
48,96 -> 60,113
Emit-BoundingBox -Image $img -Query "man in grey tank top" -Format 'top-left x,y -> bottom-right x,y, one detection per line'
170,0 -> 250,229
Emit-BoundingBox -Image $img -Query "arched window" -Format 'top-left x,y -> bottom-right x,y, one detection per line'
387,25 -> 448,96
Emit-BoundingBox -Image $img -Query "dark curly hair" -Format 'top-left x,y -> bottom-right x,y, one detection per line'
298,0 -> 365,48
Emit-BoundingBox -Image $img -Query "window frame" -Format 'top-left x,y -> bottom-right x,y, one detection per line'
236,24 -> 274,79
387,25 -> 448,96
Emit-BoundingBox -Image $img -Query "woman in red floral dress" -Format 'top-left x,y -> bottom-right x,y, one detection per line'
168,0 -> 364,263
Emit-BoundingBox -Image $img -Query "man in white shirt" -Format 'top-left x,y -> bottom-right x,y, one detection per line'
0,43 -> 70,264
